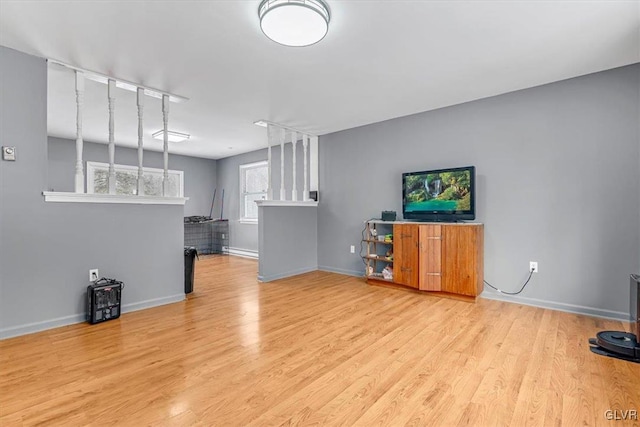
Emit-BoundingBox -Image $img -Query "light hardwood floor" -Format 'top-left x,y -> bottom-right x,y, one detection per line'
1,256 -> 638,426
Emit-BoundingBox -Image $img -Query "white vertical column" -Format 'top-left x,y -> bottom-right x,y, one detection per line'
74,71 -> 85,193
279,127 -> 286,201
310,135 -> 319,194
302,134 -> 309,201
266,124 -> 273,200
291,131 -> 298,201
162,94 -> 170,197
136,87 -> 145,196
107,79 -> 116,194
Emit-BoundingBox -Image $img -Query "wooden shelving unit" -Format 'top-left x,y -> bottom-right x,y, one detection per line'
362,239 -> 393,244
362,219 -> 484,301
364,255 -> 393,261
365,275 -> 395,283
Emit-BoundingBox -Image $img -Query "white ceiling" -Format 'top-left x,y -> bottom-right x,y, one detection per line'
1,1 -> 638,159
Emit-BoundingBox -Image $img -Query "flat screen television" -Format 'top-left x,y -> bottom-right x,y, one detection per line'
402,165 -> 476,222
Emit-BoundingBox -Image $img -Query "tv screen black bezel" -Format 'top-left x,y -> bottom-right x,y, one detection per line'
402,165 -> 476,222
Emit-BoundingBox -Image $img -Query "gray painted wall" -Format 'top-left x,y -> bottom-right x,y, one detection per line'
318,64 -> 640,320
258,205 -> 318,281
48,137 -> 217,217
0,46 -> 184,339
215,143 -> 309,253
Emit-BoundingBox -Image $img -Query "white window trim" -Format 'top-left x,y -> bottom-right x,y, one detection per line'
239,160 -> 268,223
86,161 -> 184,197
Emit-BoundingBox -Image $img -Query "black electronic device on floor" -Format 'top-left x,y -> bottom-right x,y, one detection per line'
589,274 -> 640,363
87,278 -> 123,324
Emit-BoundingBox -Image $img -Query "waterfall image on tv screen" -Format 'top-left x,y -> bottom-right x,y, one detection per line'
404,170 -> 472,212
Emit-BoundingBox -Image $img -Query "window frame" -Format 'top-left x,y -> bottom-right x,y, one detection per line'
86,161 -> 184,197
239,160 -> 268,223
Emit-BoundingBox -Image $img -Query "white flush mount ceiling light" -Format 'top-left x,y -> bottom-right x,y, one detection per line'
152,130 -> 190,142
258,0 -> 330,47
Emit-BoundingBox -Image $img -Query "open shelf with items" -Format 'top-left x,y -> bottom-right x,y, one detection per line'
362,220 -> 395,282
362,219 -> 484,301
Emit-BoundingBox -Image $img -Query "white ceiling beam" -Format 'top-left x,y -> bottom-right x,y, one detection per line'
254,119 -> 318,139
48,59 -> 189,104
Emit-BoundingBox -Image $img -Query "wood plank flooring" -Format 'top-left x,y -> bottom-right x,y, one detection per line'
1,255 -> 638,426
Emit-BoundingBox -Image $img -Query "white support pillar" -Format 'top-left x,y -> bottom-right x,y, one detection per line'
291,131 -> 298,201
266,125 -> 273,200
302,134 -> 309,201
310,135 -> 319,193
162,94 -> 170,197
136,87 -> 145,196
107,79 -> 116,194
74,71 -> 85,193
279,127 -> 286,201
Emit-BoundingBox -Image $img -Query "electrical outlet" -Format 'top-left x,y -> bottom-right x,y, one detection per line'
350,245 -> 355,254
2,146 -> 16,161
89,269 -> 99,282
529,262 -> 538,273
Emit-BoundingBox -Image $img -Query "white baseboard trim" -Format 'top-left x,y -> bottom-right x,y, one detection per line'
258,266 -> 318,282
0,313 -> 87,340
0,293 -> 185,340
121,294 -> 185,314
481,291 -> 630,322
227,248 -> 259,259
318,265 -> 364,278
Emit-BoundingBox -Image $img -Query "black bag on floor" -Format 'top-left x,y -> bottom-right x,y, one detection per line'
184,247 -> 199,294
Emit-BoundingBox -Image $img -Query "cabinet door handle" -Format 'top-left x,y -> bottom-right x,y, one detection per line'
426,237 -> 442,240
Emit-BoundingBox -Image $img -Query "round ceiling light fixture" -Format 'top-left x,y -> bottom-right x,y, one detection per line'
258,0 -> 330,47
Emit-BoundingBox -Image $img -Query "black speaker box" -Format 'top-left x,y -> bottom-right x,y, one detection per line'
382,211 -> 397,221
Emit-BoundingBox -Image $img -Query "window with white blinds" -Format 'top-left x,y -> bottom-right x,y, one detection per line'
239,160 -> 268,222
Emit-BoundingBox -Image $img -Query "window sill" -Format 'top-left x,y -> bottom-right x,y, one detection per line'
254,200 -> 318,207
42,192 -> 189,205
239,219 -> 258,225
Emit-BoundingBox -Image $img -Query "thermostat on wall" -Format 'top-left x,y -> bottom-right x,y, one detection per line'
2,146 -> 16,161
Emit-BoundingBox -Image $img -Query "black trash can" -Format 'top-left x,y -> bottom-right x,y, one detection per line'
184,247 -> 198,294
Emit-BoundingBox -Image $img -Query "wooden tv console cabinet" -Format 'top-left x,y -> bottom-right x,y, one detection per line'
363,220 -> 484,300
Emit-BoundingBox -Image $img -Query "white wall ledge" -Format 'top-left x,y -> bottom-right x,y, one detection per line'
239,219 -> 259,224
255,200 -> 318,207
43,191 -> 188,205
